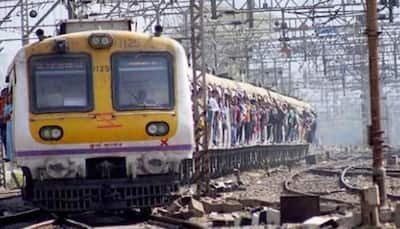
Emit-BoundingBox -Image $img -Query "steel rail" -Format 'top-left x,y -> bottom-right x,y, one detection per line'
283,168 -> 358,206
340,166 -> 400,200
311,167 -> 400,177
0,208 -> 53,228
149,214 -> 205,229
0,207 -> 205,229
282,156 -> 370,206
20,218 -> 92,229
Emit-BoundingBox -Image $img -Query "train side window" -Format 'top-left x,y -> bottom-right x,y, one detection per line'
111,52 -> 174,111
29,54 -> 93,113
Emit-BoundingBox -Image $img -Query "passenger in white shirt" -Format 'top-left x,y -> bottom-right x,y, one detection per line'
208,89 -> 220,147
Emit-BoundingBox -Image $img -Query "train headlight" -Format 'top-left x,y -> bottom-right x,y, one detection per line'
88,33 -> 113,49
54,39 -> 68,53
147,124 -> 158,136
51,128 -> 63,139
146,122 -> 169,136
39,126 -> 63,141
45,159 -> 70,178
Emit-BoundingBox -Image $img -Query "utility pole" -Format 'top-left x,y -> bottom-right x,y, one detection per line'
212,27 -> 218,72
247,0 -> 254,28
394,41 -> 398,79
245,42 -> 250,81
273,59 -> 278,88
20,0 -> 29,45
322,42 -> 327,79
361,74 -> 370,146
66,0 -> 76,19
190,0 -> 209,194
259,42 -> 266,87
366,0 -> 386,207
288,56 -> 292,95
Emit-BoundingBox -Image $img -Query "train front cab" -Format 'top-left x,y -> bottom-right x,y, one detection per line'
13,31 -> 194,212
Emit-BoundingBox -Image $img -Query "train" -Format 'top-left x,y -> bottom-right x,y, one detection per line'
3,19 -> 314,212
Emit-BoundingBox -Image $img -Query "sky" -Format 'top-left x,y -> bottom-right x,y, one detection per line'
0,31 -> 20,86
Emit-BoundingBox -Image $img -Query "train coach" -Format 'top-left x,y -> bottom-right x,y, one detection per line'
189,71 -> 315,148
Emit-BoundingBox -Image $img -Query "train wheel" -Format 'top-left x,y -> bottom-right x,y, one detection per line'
20,166 -> 33,200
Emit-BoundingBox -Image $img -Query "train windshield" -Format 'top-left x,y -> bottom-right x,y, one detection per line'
112,52 -> 174,110
29,54 -> 93,113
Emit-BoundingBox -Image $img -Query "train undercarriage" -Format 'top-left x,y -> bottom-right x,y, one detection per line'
22,169 -> 179,212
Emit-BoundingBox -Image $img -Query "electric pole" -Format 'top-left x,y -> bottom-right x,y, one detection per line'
366,0 -> 386,207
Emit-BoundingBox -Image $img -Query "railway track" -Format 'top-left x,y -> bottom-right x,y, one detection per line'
283,156 -> 372,207
340,165 -> 400,200
284,154 -> 400,209
1,208 -> 57,229
0,208 -> 206,229
283,168 -> 358,206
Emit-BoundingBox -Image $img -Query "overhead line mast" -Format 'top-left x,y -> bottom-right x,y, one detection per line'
190,0 -> 209,193
366,0 -> 386,207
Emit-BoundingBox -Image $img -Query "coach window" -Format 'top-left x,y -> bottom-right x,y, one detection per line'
111,52 -> 174,110
29,54 -> 93,113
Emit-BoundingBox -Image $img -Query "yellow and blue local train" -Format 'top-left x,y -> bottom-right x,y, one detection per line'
5,20 -> 313,212
7,27 -> 194,211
